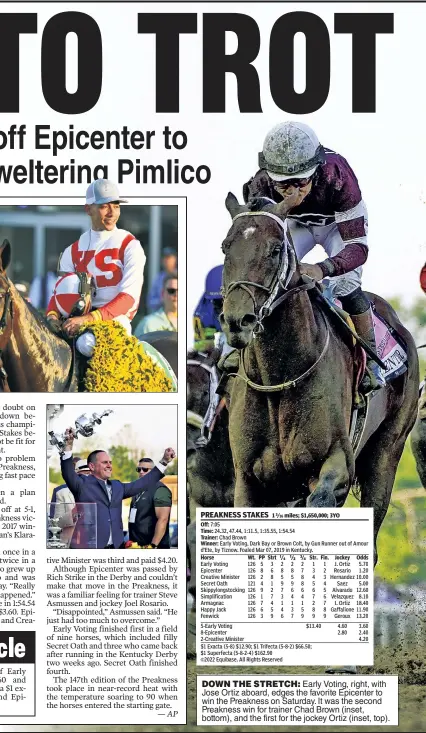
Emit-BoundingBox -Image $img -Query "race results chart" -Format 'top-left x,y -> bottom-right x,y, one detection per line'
197,508 -> 374,666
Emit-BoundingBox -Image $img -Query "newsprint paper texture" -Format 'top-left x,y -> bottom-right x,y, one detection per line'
0,1 -> 424,732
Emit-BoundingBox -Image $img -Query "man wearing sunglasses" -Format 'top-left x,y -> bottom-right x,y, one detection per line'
135,273 -> 178,336
243,120 -> 385,391
128,458 -> 172,548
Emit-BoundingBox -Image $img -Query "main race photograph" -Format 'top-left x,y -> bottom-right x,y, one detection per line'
0,181 -> 180,392
187,115 -> 426,697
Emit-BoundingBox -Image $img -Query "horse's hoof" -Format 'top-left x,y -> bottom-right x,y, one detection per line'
325,666 -> 357,674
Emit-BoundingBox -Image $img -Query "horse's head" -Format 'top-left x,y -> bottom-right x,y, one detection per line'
187,348 -> 220,458
221,193 -> 299,348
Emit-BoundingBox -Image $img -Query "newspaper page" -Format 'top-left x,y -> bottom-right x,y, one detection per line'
0,1 -> 424,733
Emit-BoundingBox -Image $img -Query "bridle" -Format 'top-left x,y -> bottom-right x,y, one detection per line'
223,210 -> 298,334
222,210 -> 330,392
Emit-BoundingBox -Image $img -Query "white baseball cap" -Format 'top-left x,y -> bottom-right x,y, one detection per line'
75,459 -> 90,472
85,179 -> 128,205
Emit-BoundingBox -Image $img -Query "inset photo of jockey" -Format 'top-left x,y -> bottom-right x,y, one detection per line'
0,183 -> 182,392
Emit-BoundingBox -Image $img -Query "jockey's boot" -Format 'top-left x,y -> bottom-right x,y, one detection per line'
351,309 -> 386,393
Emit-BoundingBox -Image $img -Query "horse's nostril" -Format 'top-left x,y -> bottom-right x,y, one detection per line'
241,314 -> 257,328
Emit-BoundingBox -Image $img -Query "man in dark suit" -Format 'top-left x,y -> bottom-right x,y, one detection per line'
61,428 -> 175,548
128,458 -> 172,548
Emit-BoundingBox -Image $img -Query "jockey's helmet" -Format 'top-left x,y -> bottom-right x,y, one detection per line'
259,121 -> 325,181
53,273 -> 92,317
193,265 -> 224,341
205,265 -> 223,300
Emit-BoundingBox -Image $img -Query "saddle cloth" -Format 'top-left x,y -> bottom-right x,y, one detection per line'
372,310 -> 408,381
332,300 -> 408,385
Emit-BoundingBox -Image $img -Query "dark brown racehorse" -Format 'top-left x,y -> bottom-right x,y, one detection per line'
221,195 -> 419,565
0,240 -> 177,392
186,347 -> 234,650
410,394 -> 426,488
187,347 -> 234,509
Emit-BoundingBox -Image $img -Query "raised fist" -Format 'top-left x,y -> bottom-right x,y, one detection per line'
161,448 -> 176,465
64,427 -> 75,450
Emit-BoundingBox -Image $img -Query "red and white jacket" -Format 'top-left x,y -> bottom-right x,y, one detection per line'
47,228 -> 146,321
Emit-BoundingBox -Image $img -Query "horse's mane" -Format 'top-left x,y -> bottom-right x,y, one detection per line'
247,197 -> 277,211
11,281 -> 64,339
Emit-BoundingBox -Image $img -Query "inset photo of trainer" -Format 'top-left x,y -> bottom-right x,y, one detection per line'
47,404 -> 178,550
0,181 -> 181,392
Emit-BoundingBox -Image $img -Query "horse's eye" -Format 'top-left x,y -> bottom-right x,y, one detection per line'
272,243 -> 282,256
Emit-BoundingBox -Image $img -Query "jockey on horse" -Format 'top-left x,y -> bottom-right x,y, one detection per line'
46,179 -> 145,357
193,265 -> 224,351
220,120 -> 385,392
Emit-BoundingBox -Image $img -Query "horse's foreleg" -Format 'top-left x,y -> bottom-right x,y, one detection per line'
357,427 -> 408,567
234,469 -> 260,507
307,444 -> 353,508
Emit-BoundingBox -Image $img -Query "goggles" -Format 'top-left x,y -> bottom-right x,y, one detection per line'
272,177 -> 312,190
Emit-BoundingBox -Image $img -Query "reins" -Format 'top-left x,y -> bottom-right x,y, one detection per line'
230,308 -> 330,392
